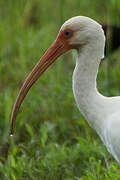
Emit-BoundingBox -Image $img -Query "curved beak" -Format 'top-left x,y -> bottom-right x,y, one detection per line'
10,37 -> 72,135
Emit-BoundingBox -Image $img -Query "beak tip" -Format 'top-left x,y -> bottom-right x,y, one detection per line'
10,133 -> 14,137
10,127 -> 14,136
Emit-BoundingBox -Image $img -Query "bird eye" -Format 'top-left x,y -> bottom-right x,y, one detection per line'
64,30 -> 71,36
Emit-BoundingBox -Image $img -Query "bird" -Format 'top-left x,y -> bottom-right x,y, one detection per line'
10,16 -> 120,163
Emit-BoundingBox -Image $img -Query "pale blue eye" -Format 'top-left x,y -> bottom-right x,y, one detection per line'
65,30 -> 71,36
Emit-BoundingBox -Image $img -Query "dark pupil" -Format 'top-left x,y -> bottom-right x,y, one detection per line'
65,30 -> 70,36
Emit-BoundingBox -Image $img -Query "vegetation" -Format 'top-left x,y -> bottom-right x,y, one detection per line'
0,0 -> 120,179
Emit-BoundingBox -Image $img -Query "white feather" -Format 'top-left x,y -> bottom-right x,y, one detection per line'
62,16 -> 120,163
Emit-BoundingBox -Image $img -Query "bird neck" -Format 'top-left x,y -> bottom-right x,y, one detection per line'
72,43 -> 105,130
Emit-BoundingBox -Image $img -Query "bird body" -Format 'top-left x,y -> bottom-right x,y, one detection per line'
10,16 -> 120,163
73,44 -> 120,163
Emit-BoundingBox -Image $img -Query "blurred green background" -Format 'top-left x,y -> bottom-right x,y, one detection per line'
0,0 -> 120,179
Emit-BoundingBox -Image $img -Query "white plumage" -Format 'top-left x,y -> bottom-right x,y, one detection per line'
10,16 -> 120,163
65,17 -> 120,163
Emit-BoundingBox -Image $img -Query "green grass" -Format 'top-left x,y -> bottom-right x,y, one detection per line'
0,0 -> 120,179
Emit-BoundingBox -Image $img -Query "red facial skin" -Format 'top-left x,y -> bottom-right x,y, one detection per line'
10,28 -> 75,135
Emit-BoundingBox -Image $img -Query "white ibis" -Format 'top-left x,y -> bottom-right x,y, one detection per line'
10,16 -> 120,163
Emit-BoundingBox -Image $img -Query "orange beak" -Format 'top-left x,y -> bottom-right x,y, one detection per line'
10,35 -> 72,135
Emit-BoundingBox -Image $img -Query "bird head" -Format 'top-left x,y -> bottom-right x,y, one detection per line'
59,16 -> 104,49
10,16 -> 105,134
